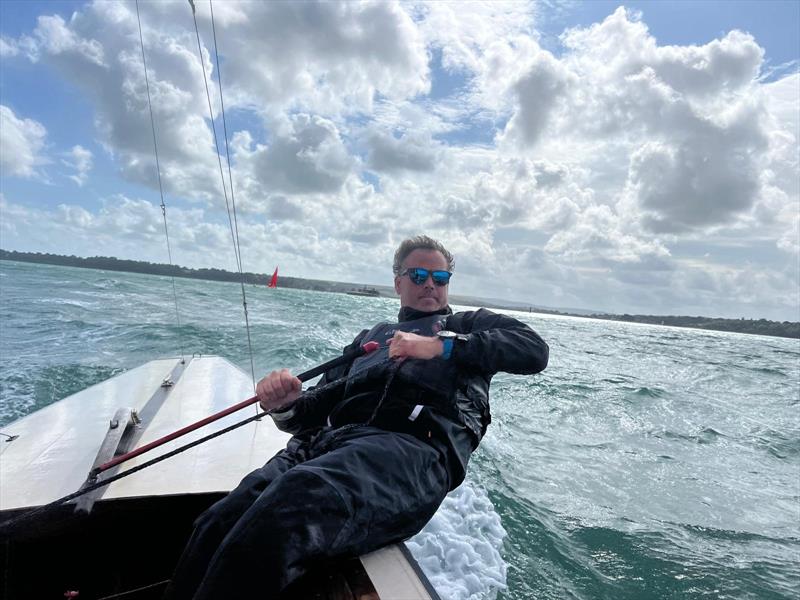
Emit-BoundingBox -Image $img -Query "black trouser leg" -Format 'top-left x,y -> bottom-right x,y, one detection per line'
163,447 -> 299,599
186,426 -> 449,599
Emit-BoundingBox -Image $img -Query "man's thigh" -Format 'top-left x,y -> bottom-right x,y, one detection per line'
300,426 -> 450,554
200,440 -> 302,527
185,427 -> 449,596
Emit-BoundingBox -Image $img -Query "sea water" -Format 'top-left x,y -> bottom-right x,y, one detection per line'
1,260 -> 798,600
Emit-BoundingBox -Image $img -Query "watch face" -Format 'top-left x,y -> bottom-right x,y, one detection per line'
437,330 -> 457,339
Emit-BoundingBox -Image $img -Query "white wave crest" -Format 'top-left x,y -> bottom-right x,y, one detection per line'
407,482 -> 507,600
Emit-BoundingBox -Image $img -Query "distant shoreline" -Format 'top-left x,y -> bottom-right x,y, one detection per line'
2,249 -> 798,339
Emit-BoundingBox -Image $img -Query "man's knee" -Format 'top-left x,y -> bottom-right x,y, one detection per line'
191,496 -> 240,538
264,465 -> 352,521
211,452 -> 293,512
230,465 -> 355,555
193,467 -> 271,533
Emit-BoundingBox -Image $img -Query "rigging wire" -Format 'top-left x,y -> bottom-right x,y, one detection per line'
135,0 -> 185,362
189,0 -> 257,391
209,0 -> 258,395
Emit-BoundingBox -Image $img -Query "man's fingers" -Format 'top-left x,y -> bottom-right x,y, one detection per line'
256,372 -> 275,399
256,372 -> 276,410
257,369 -> 301,411
389,344 -> 410,361
388,331 -> 439,361
279,369 -> 291,394
279,369 -> 300,395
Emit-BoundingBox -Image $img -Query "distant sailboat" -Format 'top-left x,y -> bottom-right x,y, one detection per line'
267,267 -> 278,288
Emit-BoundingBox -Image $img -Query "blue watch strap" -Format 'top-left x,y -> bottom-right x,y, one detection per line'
441,337 -> 454,360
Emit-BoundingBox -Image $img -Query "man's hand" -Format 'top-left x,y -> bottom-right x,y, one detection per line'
388,331 -> 444,361
256,369 -> 302,412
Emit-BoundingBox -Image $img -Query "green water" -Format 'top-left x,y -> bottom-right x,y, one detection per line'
1,260 -> 798,599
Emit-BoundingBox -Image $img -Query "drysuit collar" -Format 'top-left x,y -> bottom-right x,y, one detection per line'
397,305 -> 453,323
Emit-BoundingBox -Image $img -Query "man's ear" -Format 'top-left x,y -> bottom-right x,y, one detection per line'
394,276 -> 401,294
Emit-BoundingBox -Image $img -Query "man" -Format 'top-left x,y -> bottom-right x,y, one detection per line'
166,235 -> 548,599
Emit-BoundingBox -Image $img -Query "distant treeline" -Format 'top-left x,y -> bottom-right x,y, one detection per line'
524,306 -> 799,339
2,249 -> 798,339
586,312 -> 800,339
0,249 -> 374,295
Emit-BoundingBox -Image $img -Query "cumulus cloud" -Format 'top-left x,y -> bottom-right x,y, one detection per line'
0,36 -> 19,57
62,145 -> 93,186
415,1 -> 536,75
5,1 -> 434,204
613,67 -> 770,232
531,161 -> 566,188
233,114 -> 354,200
5,4 -> 225,203
554,10 -> 772,234
367,130 -> 439,173
1,194 -> 230,266
760,73 -> 800,255
193,0 -> 430,114
544,204 -> 670,265
560,9 -> 763,100
624,123 -> 765,233
261,196 -> 305,221
499,49 -> 570,147
0,105 -> 48,178
22,13 -> 106,66
465,7 -> 776,232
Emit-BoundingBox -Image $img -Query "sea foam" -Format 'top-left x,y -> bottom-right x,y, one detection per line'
407,482 -> 507,600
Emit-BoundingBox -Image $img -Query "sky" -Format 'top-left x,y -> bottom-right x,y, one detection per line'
1,0 -> 798,321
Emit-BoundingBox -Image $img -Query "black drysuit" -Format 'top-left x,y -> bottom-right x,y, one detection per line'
165,306 -> 548,599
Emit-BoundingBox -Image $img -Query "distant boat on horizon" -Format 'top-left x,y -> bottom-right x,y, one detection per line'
267,267 -> 278,288
346,285 -> 380,297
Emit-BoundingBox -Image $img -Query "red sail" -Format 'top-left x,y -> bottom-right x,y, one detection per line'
267,267 -> 278,288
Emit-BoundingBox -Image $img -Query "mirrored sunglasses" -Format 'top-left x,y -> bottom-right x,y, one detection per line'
401,268 -> 452,286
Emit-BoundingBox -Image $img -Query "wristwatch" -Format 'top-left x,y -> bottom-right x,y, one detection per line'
436,330 -> 468,360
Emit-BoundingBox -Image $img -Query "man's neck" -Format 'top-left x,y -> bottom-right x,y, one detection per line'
397,305 -> 452,322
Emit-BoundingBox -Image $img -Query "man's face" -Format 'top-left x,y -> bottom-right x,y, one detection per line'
394,249 -> 450,312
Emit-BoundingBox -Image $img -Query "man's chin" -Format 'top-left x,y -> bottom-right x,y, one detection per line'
415,297 -> 442,311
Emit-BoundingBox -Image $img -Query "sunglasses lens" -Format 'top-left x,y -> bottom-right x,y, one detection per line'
432,271 -> 451,286
409,269 -> 428,285
405,268 -> 451,286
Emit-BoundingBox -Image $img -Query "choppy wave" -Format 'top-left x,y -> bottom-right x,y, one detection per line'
0,363 -> 125,425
